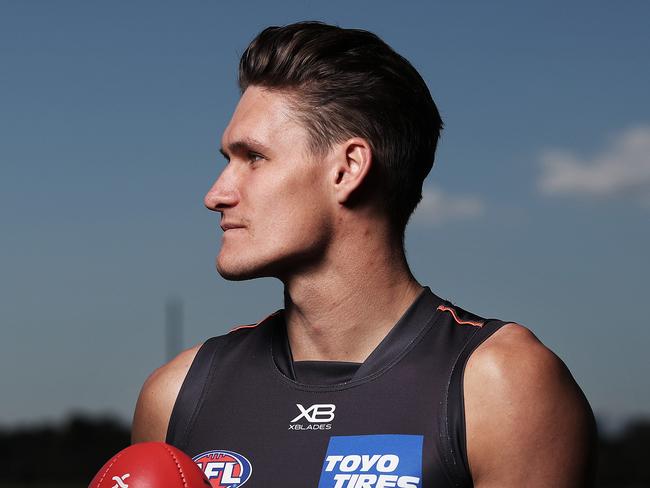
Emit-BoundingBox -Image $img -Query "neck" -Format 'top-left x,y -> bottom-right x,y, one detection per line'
282,225 -> 422,363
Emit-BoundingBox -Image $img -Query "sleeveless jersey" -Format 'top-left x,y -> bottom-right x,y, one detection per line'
167,288 -> 507,488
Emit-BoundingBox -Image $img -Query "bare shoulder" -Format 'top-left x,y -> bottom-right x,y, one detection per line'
131,343 -> 203,444
464,323 -> 597,488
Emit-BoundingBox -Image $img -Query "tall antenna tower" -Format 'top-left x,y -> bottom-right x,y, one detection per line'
165,296 -> 183,361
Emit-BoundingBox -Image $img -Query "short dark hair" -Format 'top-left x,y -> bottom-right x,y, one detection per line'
239,21 -> 443,234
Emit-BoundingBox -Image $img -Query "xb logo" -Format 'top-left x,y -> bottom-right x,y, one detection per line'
291,404 -> 336,423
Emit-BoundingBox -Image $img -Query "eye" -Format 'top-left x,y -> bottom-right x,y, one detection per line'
247,152 -> 264,164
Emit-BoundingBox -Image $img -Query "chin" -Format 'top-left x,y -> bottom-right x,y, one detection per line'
215,248 -> 319,282
215,235 -> 330,282
216,253 -> 272,281
216,261 -> 259,281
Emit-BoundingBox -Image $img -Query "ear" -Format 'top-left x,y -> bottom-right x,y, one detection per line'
332,137 -> 373,204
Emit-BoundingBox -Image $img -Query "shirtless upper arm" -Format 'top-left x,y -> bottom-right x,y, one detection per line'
464,324 -> 597,488
131,344 -> 202,444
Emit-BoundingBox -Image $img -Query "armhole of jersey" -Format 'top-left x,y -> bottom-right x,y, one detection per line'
165,336 -> 225,450
442,319 -> 508,487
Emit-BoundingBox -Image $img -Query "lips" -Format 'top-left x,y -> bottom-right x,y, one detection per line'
220,221 -> 246,231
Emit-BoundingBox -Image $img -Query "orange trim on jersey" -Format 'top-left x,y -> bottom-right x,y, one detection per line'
229,323 -> 258,332
228,311 -> 281,333
437,305 -> 484,327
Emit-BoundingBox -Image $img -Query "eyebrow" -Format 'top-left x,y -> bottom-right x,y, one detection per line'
219,138 -> 271,159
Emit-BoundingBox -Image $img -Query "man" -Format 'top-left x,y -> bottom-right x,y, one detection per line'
133,22 -> 596,487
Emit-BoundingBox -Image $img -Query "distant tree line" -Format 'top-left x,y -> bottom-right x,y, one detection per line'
0,414 -> 649,486
597,419 -> 650,487
0,414 -> 129,485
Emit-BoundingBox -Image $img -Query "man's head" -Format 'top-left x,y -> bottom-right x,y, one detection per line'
205,21 -> 442,281
238,21 -> 443,234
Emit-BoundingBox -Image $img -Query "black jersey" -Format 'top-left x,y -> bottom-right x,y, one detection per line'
167,288 -> 507,488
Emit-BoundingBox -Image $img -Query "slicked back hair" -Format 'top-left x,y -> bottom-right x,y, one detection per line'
239,21 -> 443,237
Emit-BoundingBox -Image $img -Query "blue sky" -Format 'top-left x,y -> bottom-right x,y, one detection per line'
1,1 -> 649,429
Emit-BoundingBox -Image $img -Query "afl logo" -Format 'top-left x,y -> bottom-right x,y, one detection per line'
193,450 -> 252,488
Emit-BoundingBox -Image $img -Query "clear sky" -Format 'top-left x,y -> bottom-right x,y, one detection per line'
1,1 -> 649,430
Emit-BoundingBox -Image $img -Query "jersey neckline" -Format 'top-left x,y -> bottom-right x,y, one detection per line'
269,286 -> 445,389
292,360 -> 361,385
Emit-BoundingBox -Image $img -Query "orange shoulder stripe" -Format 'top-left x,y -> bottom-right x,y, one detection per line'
437,305 -> 484,327
228,311 -> 281,333
229,323 -> 258,333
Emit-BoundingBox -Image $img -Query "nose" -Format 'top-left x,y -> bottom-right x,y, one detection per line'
204,164 -> 239,212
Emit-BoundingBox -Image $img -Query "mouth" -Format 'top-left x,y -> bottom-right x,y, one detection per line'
220,222 -> 246,232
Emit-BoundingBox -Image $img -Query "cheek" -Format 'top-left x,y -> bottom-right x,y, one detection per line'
264,173 -> 332,243
290,196 -> 333,248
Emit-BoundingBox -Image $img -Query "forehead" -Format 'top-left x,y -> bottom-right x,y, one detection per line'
221,86 -> 307,150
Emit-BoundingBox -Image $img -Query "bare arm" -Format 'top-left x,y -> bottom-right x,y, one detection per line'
131,344 -> 202,443
464,324 -> 597,488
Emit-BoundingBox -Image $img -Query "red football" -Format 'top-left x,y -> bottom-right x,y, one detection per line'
89,442 -> 211,488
